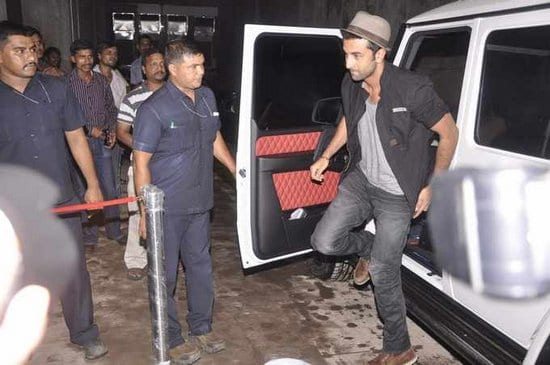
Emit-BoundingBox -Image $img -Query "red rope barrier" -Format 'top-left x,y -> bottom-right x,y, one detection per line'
51,196 -> 138,214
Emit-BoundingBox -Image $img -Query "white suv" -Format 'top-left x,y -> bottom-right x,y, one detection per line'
235,1 -> 550,363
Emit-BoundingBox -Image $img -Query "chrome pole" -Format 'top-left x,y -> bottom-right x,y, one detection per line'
141,184 -> 170,365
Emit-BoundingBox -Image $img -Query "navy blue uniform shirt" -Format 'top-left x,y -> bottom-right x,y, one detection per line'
0,73 -> 86,204
133,81 -> 221,215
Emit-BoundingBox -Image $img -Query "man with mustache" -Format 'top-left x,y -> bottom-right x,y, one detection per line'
133,40 -> 235,365
67,39 -> 124,247
116,48 -> 166,280
0,21 -> 108,360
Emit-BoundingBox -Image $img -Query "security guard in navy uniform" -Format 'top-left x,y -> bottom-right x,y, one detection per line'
133,40 -> 235,365
0,21 -> 108,360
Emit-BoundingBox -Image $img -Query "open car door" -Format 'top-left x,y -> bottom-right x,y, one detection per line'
236,25 -> 346,269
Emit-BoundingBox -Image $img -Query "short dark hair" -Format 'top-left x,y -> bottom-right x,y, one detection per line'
44,46 -> 61,58
70,39 -> 93,55
164,40 -> 202,66
0,21 -> 30,48
96,41 -> 116,54
141,47 -> 163,67
137,34 -> 152,44
342,31 -> 381,53
26,26 -> 42,39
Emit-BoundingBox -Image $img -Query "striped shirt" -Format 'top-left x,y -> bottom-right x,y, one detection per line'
117,83 -> 154,127
67,69 -> 118,132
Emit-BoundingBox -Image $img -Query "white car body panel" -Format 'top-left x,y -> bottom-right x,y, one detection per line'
408,0 -> 550,24
395,5 -> 550,350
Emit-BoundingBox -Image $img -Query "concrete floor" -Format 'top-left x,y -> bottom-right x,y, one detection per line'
30,169 -> 462,365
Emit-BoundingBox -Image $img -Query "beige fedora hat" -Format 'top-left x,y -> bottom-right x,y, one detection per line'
341,11 -> 391,50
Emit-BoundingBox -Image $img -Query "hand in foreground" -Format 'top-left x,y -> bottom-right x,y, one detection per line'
0,211 -> 50,365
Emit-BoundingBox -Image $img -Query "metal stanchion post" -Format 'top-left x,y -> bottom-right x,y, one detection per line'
141,184 -> 170,365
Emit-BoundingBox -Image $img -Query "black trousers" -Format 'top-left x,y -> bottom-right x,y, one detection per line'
58,197 -> 99,345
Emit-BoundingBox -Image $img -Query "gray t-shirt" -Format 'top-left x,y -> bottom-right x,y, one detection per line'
358,99 -> 404,195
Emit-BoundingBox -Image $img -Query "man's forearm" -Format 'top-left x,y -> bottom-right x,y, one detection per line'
116,123 -> 133,148
433,137 -> 457,175
321,117 -> 347,159
431,113 -> 459,176
213,131 -> 236,176
133,160 -> 151,215
65,128 -> 100,188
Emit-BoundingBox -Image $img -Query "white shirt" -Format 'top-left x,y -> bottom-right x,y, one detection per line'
93,65 -> 128,108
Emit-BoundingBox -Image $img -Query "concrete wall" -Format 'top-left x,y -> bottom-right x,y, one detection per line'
15,0 -> 454,90
20,0 -> 75,67
0,0 -> 7,21
249,0 -> 454,48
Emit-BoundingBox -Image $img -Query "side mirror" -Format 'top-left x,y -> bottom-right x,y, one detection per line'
311,97 -> 342,126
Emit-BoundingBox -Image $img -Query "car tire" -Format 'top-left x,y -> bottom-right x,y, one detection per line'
310,253 -> 357,282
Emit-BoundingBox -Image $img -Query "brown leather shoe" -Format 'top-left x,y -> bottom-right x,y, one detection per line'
353,257 -> 371,285
191,331 -> 226,354
170,342 -> 201,365
367,348 -> 417,365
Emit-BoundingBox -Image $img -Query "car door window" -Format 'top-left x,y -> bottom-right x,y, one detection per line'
476,25 -> 550,159
402,29 -> 470,120
253,34 -> 344,130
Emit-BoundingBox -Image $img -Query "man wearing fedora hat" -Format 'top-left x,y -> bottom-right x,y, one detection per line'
310,11 -> 459,365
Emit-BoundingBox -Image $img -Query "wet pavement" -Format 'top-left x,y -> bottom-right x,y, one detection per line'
30,166 -> 462,365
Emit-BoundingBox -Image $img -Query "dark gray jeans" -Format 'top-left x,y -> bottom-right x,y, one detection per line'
311,167 -> 412,353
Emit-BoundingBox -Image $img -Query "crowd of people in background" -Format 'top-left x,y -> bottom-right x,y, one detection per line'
0,19 -> 235,364
13,27 -> 155,264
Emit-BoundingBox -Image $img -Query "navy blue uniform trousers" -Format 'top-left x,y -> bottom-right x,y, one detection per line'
59,197 -> 99,345
164,211 -> 214,348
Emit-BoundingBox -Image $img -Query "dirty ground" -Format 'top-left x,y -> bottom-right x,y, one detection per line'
30,167 -> 461,365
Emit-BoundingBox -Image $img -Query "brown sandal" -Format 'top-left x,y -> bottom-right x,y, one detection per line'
127,268 -> 145,281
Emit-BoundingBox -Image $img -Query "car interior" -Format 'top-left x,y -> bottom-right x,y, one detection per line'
250,34 -> 345,259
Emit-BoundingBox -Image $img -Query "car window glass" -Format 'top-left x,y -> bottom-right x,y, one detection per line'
402,29 -> 470,120
253,34 -> 344,131
476,25 -> 550,159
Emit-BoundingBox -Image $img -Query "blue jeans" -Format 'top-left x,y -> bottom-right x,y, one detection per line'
111,143 -> 123,198
73,138 -> 122,243
311,167 -> 412,353
163,211 -> 214,348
